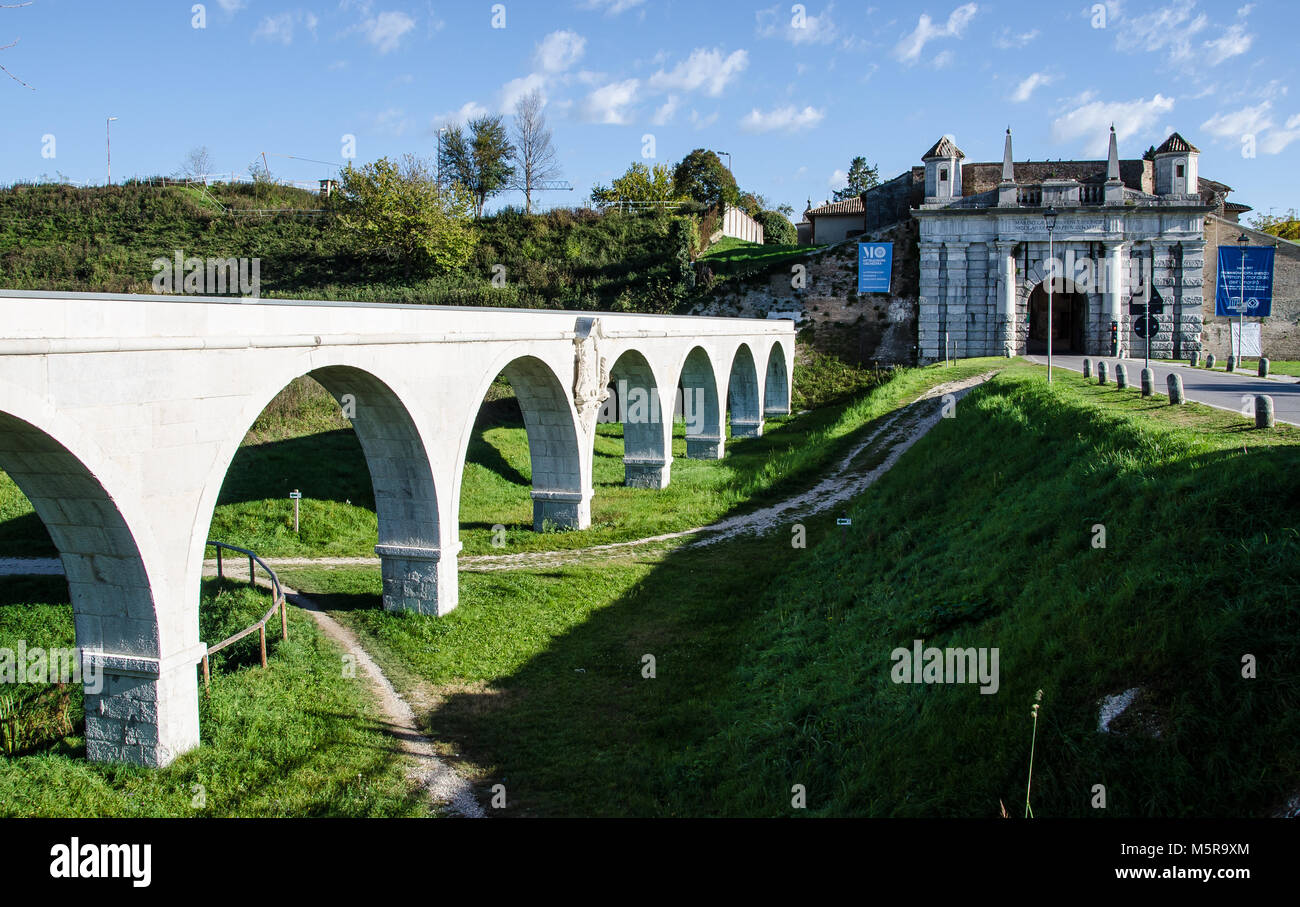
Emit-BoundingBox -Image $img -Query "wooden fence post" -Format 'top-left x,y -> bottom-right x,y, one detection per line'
259,625 -> 268,668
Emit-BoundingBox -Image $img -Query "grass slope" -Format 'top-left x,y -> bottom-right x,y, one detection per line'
286,363 -> 1300,817
0,182 -> 696,311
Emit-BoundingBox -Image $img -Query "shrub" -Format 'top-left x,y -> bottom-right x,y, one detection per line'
757,210 -> 797,245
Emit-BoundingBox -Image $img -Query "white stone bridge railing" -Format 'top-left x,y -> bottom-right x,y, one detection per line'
0,291 -> 794,766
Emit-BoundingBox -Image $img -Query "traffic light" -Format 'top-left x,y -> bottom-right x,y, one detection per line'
1109,320 -> 1119,357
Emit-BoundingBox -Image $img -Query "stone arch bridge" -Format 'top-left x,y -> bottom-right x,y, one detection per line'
0,291 -> 794,766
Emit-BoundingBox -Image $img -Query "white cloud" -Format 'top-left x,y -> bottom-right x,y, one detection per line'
1203,23 -> 1252,65
253,13 -> 296,44
535,30 -> 586,73
432,101 -> 490,127
1115,0 -> 1207,64
356,10 -> 415,54
689,109 -> 719,130
932,49 -> 954,68
994,27 -> 1037,49
217,0 -> 245,12
1201,101 -> 1273,138
501,73 -> 547,113
580,79 -> 640,124
579,0 -> 646,15
828,168 -> 847,189
649,47 -> 749,97
1051,93 -> 1175,155
1260,113 -> 1300,154
755,3 -> 838,45
652,95 -> 680,125
1011,71 -> 1054,103
739,104 -> 825,133
894,3 -> 978,65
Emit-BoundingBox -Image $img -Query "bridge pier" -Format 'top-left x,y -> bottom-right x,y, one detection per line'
83,646 -> 204,767
730,419 -> 764,438
376,544 -> 456,615
685,435 -> 725,459
623,455 -> 671,489
531,489 -> 591,531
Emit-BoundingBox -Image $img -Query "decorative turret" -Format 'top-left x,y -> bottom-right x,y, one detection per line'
1104,124 -> 1124,205
998,128 -> 1017,207
1153,132 -> 1199,197
922,135 -> 964,201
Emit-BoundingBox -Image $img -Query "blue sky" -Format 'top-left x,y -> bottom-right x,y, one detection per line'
3,0 -> 1297,218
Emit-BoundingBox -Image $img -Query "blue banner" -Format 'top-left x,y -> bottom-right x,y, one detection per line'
1216,246 -> 1274,317
858,242 -> 893,294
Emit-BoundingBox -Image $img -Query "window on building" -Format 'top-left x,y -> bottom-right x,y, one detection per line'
939,168 -> 948,182
1176,164 -> 1185,178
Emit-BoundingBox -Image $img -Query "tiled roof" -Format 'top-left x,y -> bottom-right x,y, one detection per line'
1155,132 -> 1199,154
806,196 -> 864,216
922,136 -> 965,160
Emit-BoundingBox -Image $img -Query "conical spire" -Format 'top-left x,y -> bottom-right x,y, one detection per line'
1001,127 -> 1015,183
1106,124 -> 1120,183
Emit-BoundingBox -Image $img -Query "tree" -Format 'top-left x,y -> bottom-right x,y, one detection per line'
1249,209 -> 1300,242
510,90 -> 561,214
181,146 -> 213,181
756,210 -> 797,246
591,161 -> 683,210
1142,145 -> 1157,162
672,149 -> 739,209
442,114 -> 516,218
334,154 -> 477,275
248,157 -> 273,183
1,1 -> 34,90
832,156 -> 880,201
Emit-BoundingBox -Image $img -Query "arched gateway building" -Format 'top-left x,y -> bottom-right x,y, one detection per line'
913,127 -> 1213,362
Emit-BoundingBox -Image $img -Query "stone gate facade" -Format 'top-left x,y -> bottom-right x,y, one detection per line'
915,130 -> 1211,362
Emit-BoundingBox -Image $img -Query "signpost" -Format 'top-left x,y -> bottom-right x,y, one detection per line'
857,243 -> 893,294
1216,244 -> 1275,362
837,517 -> 851,546
290,490 -> 302,534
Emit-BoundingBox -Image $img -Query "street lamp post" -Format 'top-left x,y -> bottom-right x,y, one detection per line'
1236,232 -> 1250,365
1043,206 -> 1059,383
106,116 -> 118,186
716,151 -> 732,173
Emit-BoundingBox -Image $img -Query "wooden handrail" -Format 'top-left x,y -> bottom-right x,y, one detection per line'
200,541 -> 288,690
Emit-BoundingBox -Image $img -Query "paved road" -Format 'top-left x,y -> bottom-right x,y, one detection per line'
1026,355 -> 1300,426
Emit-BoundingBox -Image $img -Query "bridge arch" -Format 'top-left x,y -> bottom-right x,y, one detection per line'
676,345 -> 724,459
763,342 -> 791,417
193,359 -> 447,615
454,351 -> 588,534
0,394 -> 199,766
727,343 -> 764,439
604,348 -> 673,489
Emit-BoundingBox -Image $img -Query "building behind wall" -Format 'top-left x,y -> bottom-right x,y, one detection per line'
720,128 -> 1297,366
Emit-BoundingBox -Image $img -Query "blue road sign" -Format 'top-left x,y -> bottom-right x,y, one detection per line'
858,242 -> 893,294
1216,246 -> 1274,317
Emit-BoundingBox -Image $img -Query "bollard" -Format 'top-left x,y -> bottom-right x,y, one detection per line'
1255,395 -> 1275,429
1226,355 -> 1236,372
1206,353 -> 1216,369
1189,350 -> 1200,367
1167,372 -> 1185,405
1082,358 -> 1092,378
1259,357 -> 1270,378
1140,368 -> 1154,397
1097,360 -> 1108,385
1115,363 -> 1128,389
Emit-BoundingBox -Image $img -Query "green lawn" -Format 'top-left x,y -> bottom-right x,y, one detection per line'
284,362 -> 1300,817
0,576 -> 426,817
697,236 -> 816,276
